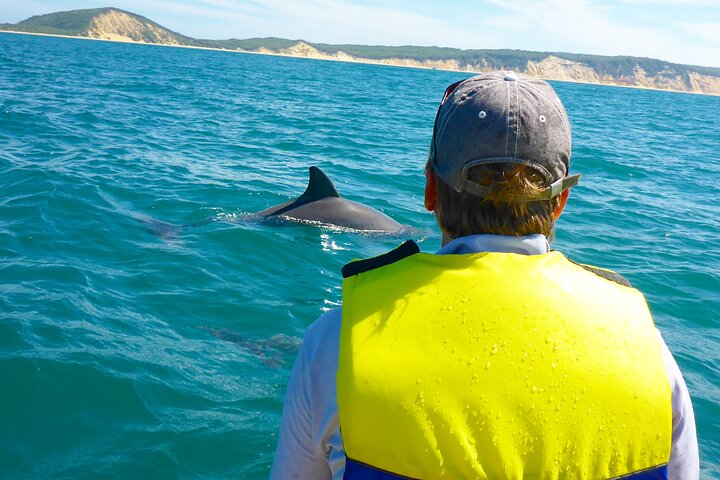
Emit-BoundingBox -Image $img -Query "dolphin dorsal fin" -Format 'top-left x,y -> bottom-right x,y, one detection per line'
267,166 -> 340,217
300,166 -> 340,200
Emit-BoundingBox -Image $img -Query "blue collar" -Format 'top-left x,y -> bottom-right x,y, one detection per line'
436,234 -> 550,256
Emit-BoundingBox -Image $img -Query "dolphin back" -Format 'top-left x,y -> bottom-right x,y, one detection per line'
259,166 -> 402,232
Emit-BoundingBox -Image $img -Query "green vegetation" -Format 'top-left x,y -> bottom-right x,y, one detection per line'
194,37 -> 299,51
0,23 -> 70,36
688,64 -> 720,77
13,7 -> 107,35
311,43 -> 547,69
1,7 -> 718,82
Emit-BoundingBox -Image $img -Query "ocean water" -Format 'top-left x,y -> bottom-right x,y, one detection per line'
0,32 -> 718,478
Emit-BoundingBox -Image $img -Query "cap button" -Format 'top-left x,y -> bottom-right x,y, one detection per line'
504,72 -> 518,82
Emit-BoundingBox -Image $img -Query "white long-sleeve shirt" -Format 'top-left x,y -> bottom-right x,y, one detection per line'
270,234 -> 699,479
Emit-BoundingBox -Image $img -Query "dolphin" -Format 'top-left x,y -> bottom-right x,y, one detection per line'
202,327 -> 301,368
257,166 -> 403,233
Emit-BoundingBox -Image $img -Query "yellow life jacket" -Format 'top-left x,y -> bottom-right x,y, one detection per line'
337,241 -> 672,479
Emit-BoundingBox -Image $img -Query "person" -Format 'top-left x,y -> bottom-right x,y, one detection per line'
270,71 -> 699,479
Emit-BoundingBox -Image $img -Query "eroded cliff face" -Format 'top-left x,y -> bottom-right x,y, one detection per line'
258,42 -> 470,72
526,56 -> 601,83
248,44 -> 720,95
525,57 -> 720,94
85,9 -> 184,45
688,72 -> 720,95
278,42 -> 322,57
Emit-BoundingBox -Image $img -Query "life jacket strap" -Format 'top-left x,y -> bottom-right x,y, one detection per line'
341,240 -> 419,278
612,463 -> 668,480
344,457 -> 418,480
343,458 -> 668,480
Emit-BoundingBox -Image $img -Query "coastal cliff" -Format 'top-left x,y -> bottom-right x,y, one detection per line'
2,8 -> 719,95
256,43 -> 720,95
84,9 -> 188,45
0,8 -> 192,45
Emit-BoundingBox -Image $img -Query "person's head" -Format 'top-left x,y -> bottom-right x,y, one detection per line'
424,71 -> 580,240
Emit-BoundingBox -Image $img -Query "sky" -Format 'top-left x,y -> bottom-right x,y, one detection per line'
3,0 -> 720,68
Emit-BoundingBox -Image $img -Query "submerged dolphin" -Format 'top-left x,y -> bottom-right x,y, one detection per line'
257,166 -> 402,233
203,327 -> 301,368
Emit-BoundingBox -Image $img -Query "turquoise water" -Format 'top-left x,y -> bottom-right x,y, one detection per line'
1,32 -> 718,478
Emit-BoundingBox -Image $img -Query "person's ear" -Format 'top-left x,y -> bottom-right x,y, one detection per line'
424,169 -> 437,212
553,188 -> 570,220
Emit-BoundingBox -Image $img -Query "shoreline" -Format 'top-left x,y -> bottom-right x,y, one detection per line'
2,30 -> 717,97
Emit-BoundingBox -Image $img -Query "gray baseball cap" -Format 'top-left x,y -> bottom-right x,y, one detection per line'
429,71 -> 580,200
